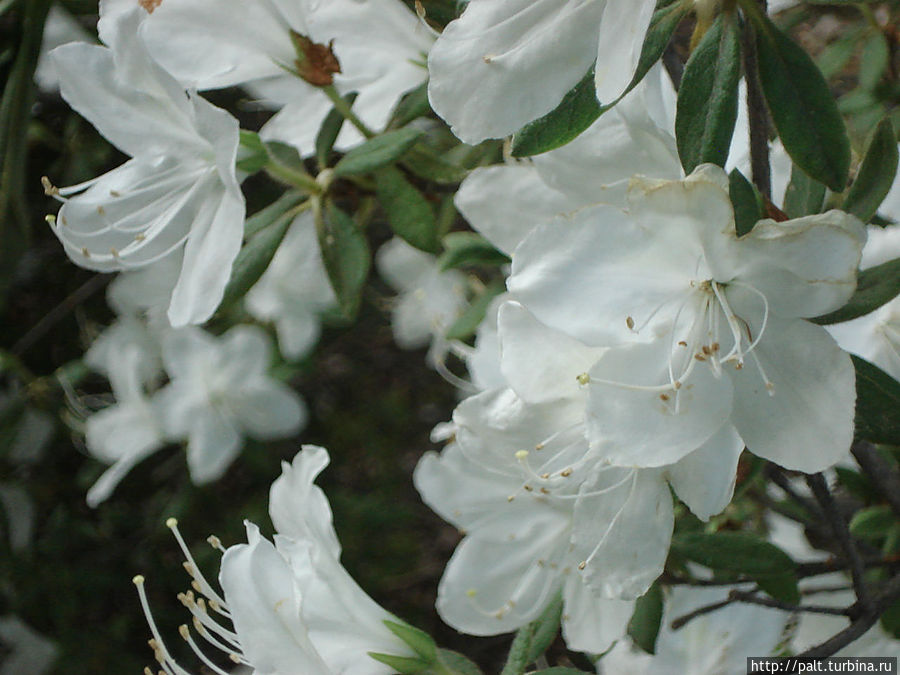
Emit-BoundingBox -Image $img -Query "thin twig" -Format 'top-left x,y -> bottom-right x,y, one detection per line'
670,597 -> 736,630
740,0 -> 772,199
851,441 -> 900,519
806,473 -> 873,613
765,465 -> 823,519
11,273 -> 108,356
727,589 -> 852,616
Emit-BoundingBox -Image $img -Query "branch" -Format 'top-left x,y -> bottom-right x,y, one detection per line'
726,589 -> 851,616
806,473 -> 873,613
851,441 -> 900,519
740,0 -> 772,199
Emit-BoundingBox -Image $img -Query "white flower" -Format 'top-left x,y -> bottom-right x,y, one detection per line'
47,8 -> 245,327
110,0 -> 433,154
0,616 -> 59,675
155,325 -> 306,484
598,586 -> 789,674
83,345 -> 167,507
376,238 -> 468,368
34,4 -> 91,92
133,446 -> 415,675
508,164 -> 865,473
245,212 -> 336,361
427,0 -> 658,143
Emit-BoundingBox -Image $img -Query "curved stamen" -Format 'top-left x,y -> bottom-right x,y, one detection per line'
167,519 -> 229,609
179,625 -> 232,675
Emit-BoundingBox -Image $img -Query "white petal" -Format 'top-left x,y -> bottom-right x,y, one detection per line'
561,577 -> 634,654
575,468 -> 673,599
455,165 -> 577,256
593,0 -> 656,104
728,317 -> 855,473
229,383 -> 307,440
258,93 -> 336,158
427,0 -> 605,143
667,424 -> 743,521
586,340 -> 733,467
185,408 -> 243,484
219,523 -> 331,675
498,301 -> 605,404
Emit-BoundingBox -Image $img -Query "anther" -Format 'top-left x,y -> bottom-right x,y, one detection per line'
576,373 -> 590,386
514,450 -> 529,460
578,561 -> 586,570
626,316 -> 635,330
560,468 -> 572,477
660,393 -> 670,401
81,247 -> 90,257
41,176 -> 59,196
45,214 -> 56,226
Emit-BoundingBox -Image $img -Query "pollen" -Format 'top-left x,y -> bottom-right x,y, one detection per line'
626,316 -> 635,330
576,372 -> 590,386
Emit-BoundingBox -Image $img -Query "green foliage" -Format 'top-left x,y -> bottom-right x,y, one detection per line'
851,355 -> 900,446
384,620 -> 439,662
748,4 -> 850,191
445,281 -> 505,341
813,257 -> 900,325
849,505 -> 896,539
500,596 -> 563,675
627,582 -> 663,654
316,92 -> 357,169
729,169 -> 764,237
317,201 -> 371,319
511,0 -> 690,157
842,118 -> 899,223
676,12 -> 742,173
671,531 -> 797,578
783,163 -> 826,218
375,166 -> 439,253
334,128 -> 424,176
438,233 -> 510,271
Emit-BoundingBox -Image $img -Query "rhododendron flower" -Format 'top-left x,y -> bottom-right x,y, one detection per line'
509,165 -> 865,473
47,8 -> 245,326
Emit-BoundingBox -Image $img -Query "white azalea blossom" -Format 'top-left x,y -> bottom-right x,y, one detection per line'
84,346 -> 167,507
34,4 -> 91,92
376,238 -> 468,368
133,446 -> 415,674
509,164 -> 865,473
111,0 -> 433,154
155,325 -> 306,484
598,586 -> 789,674
246,212 -> 336,361
427,0 -> 657,143
47,8 -> 245,326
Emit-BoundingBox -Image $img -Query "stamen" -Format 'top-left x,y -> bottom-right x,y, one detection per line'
166,518 -> 228,609
133,576 -> 191,675
179,625 -> 231,675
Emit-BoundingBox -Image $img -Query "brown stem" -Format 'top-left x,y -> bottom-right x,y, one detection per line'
740,0 -> 772,199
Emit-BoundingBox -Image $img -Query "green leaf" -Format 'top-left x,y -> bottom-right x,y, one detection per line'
627,582 -> 663,654
445,281 -> 505,341
812,257 -> 900,325
390,82 -> 431,128
849,505 -> 895,539
783,163 -> 826,218
880,597 -> 900,638
842,118 -> 899,223
835,466 -> 878,502
237,130 -> 268,174
317,201 -> 371,319
500,596 -> 562,675
374,167 -> 438,253
436,649 -> 485,675
244,191 -> 305,237
816,32 -> 859,79
671,531 -> 796,577
852,355 -> 900,446
751,10 -> 850,191
383,620 -> 437,663
219,203 -> 301,309
511,1 -> 689,156
316,92 -> 357,169
333,128 -> 424,176
529,670 -> 590,675
676,13 -> 742,173
401,145 -> 470,185
367,652 -> 431,674
859,30 -> 889,91
757,573 -> 800,605
728,169 -> 764,236
438,233 -> 510,271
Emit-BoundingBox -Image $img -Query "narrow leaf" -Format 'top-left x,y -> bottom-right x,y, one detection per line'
849,505 -> 895,539
237,130 -> 268,174
316,92 -> 357,170
500,596 -> 562,675
812,257 -> 900,325
445,281 -> 505,341
334,128 -> 424,176
437,649 -> 485,675
244,191 -> 305,238
729,169 -> 764,236
671,532 -> 796,577
219,208 -> 297,309
317,201 -> 371,319
783,163 -> 826,218
511,1 -> 690,156
374,167 -> 438,253
438,232 -> 509,271
390,82 -> 431,128
756,573 -> 800,605
529,670 -> 590,675
842,118 -> 899,223
752,11 -> 850,191
383,620 -> 437,663
858,30 -> 889,91
852,355 -> 900,446
676,13 -> 742,173
367,651 -> 431,674
627,582 -> 663,654
401,145 -> 469,184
